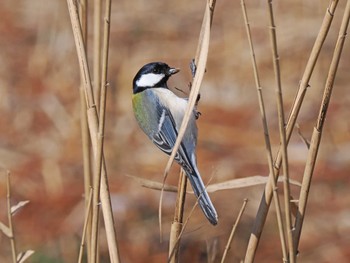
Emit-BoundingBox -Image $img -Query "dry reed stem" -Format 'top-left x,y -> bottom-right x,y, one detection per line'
159,0 -> 216,237
130,174 -> 300,193
167,0 -> 216,251
293,0 -> 350,254
240,0 -> 287,260
78,1 -> 92,262
93,0 -> 102,109
7,171 -> 17,263
90,0 -> 115,262
281,0 -> 339,150
168,169 -> 187,263
167,198 -> 201,263
78,188 -> 93,263
194,0 -> 217,61
266,1 -> 295,262
244,1 -> 339,261
67,0 -> 95,106
66,1 -> 120,262
167,178 -> 213,262
221,199 -> 248,263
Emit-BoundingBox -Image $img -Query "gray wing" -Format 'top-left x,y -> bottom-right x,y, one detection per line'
152,106 -> 194,175
153,106 -> 219,225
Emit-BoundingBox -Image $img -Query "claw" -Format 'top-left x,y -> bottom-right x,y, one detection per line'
195,110 -> 202,120
190,59 -> 197,78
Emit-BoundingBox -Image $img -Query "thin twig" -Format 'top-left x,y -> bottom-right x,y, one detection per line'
168,169 -> 187,263
7,171 -> 17,263
244,1 -> 339,261
221,199 -> 248,263
266,1 -> 295,262
240,1 -> 288,261
293,0 -> 350,254
78,189 -> 93,263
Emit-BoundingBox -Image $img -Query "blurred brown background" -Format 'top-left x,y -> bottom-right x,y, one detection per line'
0,0 -> 349,262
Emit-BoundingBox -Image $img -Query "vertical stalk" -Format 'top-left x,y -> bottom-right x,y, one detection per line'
160,0 -> 216,237
241,0 -> 288,261
168,169 -> 187,263
90,0 -> 102,260
166,1 -> 216,253
167,191 -> 202,262
78,1 -> 92,262
93,0 -> 102,109
91,0 -> 115,262
66,1 -> 120,262
293,0 -> 350,253
163,0 -> 216,181
244,1 -> 339,261
266,1 -> 295,262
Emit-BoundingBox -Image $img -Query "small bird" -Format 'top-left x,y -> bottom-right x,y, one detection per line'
132,62 -> 218,225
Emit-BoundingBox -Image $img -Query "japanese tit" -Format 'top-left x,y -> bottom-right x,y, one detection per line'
132,62 -> 218,225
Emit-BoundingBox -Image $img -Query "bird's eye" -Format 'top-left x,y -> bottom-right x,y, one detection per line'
153,68 -> 159,74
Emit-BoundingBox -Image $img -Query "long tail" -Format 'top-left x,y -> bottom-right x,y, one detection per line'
183,156 -> 218,225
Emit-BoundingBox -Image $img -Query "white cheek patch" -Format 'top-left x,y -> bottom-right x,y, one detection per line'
136,73 -> 165,87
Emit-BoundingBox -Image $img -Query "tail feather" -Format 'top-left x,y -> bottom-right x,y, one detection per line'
184,164 -> 218,225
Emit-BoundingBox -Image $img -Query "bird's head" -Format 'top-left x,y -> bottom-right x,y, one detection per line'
133,62 -> 180,94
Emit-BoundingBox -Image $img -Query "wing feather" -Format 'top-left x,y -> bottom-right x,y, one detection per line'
152,107 -> 194,175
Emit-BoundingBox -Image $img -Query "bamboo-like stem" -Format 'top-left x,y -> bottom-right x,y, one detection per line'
266,1 -> 295,262
99,1 -> 120,261
162,0 -> 216,184
168,169 -> 187,263
293,0 -> 350,254
281,0 -> 339,155
167,196 -> 201,263
99,0 -> 111,117
66,1 -> 120,262
159,0 -> 216,236
90,0 -> 114,262
7,171 -> 17,263
167,0 -> 216,251
221,199 -> 248,263
194,0 -> 217,63
90,10 -> 101,263
244,1 -> 339,261
78,1 -> 92,262
78,189 -> 93,263
240,1 -> 288,261
67,0 -> 95,107
93,0 -> 102,109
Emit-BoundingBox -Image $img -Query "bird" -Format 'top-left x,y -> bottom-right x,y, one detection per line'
132,61 -> 218,225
